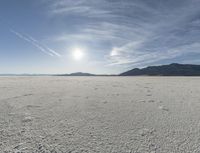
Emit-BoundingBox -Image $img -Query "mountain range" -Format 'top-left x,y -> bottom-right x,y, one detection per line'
120,63 -> 200,76
1,63 -> 200,76
57,63 -> 200,76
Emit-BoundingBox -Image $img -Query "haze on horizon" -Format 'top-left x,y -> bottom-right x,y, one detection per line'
0,0 -> 200,74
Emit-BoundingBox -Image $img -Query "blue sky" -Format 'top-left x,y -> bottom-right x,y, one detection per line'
0,0 -> 200,74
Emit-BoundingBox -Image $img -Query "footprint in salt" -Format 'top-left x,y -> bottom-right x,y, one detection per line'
148,100 -> 155,103
26,105 -> 40,108
138,128 -> 155,136
158,105 -> 169,112
23,94 -> 33,97
103,101 -> 108,104
138,100 -> 146,103
22,116 -> 33,123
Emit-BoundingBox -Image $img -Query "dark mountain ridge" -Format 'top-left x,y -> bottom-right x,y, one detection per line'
120,63 -> 200,76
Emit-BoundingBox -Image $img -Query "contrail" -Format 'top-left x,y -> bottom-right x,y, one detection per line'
10,29 -> 61,57
45,47 -> 61,57
27,35 -> 61,57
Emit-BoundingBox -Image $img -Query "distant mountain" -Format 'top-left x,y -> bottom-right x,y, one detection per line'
58,72 -> 96,76
69,72 -> 96,76
120,63 -> 200,76
0,74 -> 50,76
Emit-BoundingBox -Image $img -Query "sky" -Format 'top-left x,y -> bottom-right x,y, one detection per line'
0,0 -> 200,74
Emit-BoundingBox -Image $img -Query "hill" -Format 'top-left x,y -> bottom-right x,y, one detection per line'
57,72 -> 95,76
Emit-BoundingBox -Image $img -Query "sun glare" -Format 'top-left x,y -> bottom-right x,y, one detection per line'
72,48 -> 84,61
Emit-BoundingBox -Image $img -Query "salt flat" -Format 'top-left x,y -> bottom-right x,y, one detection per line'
0,77 -> 200,153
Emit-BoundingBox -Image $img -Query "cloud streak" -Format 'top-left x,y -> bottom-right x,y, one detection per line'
10,29 -> 61,57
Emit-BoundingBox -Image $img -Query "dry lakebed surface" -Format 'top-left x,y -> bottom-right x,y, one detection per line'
0,76 -> 200,153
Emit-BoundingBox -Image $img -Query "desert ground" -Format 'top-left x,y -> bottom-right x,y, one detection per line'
0,77 -> 200,153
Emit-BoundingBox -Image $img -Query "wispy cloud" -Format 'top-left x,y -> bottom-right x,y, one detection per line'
49,0 -> 116,18
10,29 -> 61,57
109,42 -> 200,67
46,0 -> 200,68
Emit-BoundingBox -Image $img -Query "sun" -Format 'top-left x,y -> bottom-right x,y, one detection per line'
72,48 -> 84,61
